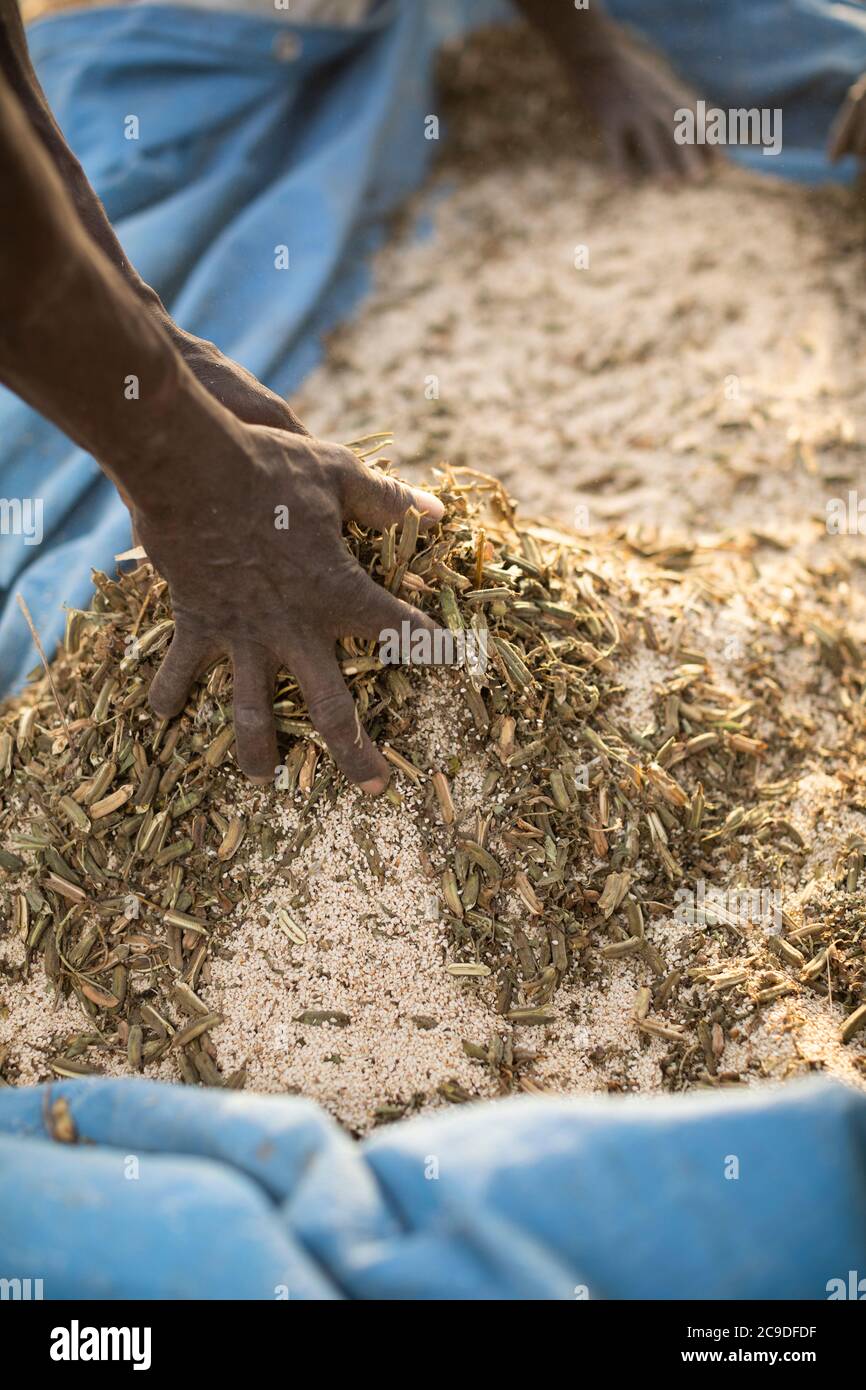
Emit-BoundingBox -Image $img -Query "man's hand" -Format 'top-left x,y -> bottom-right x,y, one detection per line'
829,74 -> 866,163
165,325 -> 311,435
572,41 -> 715,182
138,428 -> 443,790
515,0 -> 715,181
0,65 -> 443,791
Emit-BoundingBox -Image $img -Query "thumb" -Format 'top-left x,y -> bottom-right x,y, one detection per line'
340,452 -> 443,532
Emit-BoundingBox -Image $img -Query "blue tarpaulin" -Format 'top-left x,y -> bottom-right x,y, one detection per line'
3,0 -> 866,1301
1,1076 -> 865,1299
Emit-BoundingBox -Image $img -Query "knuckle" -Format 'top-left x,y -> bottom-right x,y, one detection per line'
307,686 -> 355,740
382,473 -> 410,510
233,703 -> 273,737
322,442 -> 358,487
354,460 -> 408,511
334,443 -> 361,471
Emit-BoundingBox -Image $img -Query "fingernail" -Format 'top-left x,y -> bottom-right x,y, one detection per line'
412,489 -> 445,524
360,775 -> 388,796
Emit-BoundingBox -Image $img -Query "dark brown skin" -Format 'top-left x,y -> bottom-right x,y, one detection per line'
516,0 -> 716,181
0,57 -> 443,791
0,0 -> 308,434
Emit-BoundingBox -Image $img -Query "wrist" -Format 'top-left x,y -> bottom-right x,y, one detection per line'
126,378 -> 252,528
518,1 -> 619,63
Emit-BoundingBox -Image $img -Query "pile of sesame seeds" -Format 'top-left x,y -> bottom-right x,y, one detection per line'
1,467 -> 866,1133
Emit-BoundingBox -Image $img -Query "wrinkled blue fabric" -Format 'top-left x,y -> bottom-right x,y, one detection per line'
1,1076 -> 865,1299
2,0 -> 866,689
3,4 -> 866,1301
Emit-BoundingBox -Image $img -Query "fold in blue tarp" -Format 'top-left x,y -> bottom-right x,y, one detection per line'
2,0 -> 866,690
1,1076 -> 865,1299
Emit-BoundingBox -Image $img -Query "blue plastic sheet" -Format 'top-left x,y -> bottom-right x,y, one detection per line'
2,0 -> 866,689
4,2 -> 866,1302
1,1076 -> 865,1299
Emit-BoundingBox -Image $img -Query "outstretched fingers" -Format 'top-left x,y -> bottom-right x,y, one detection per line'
229,643 -> 280,783
149,627 -> 221,720
287,638 -> 390,793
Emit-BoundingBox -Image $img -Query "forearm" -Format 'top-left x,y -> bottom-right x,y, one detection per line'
513,0 -> 620,63
0,70 -> 238,521
0,0 -> 167,314
0,0 -> 307,435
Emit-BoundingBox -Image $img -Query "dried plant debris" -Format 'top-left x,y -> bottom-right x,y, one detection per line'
1,467 -> 866,1132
